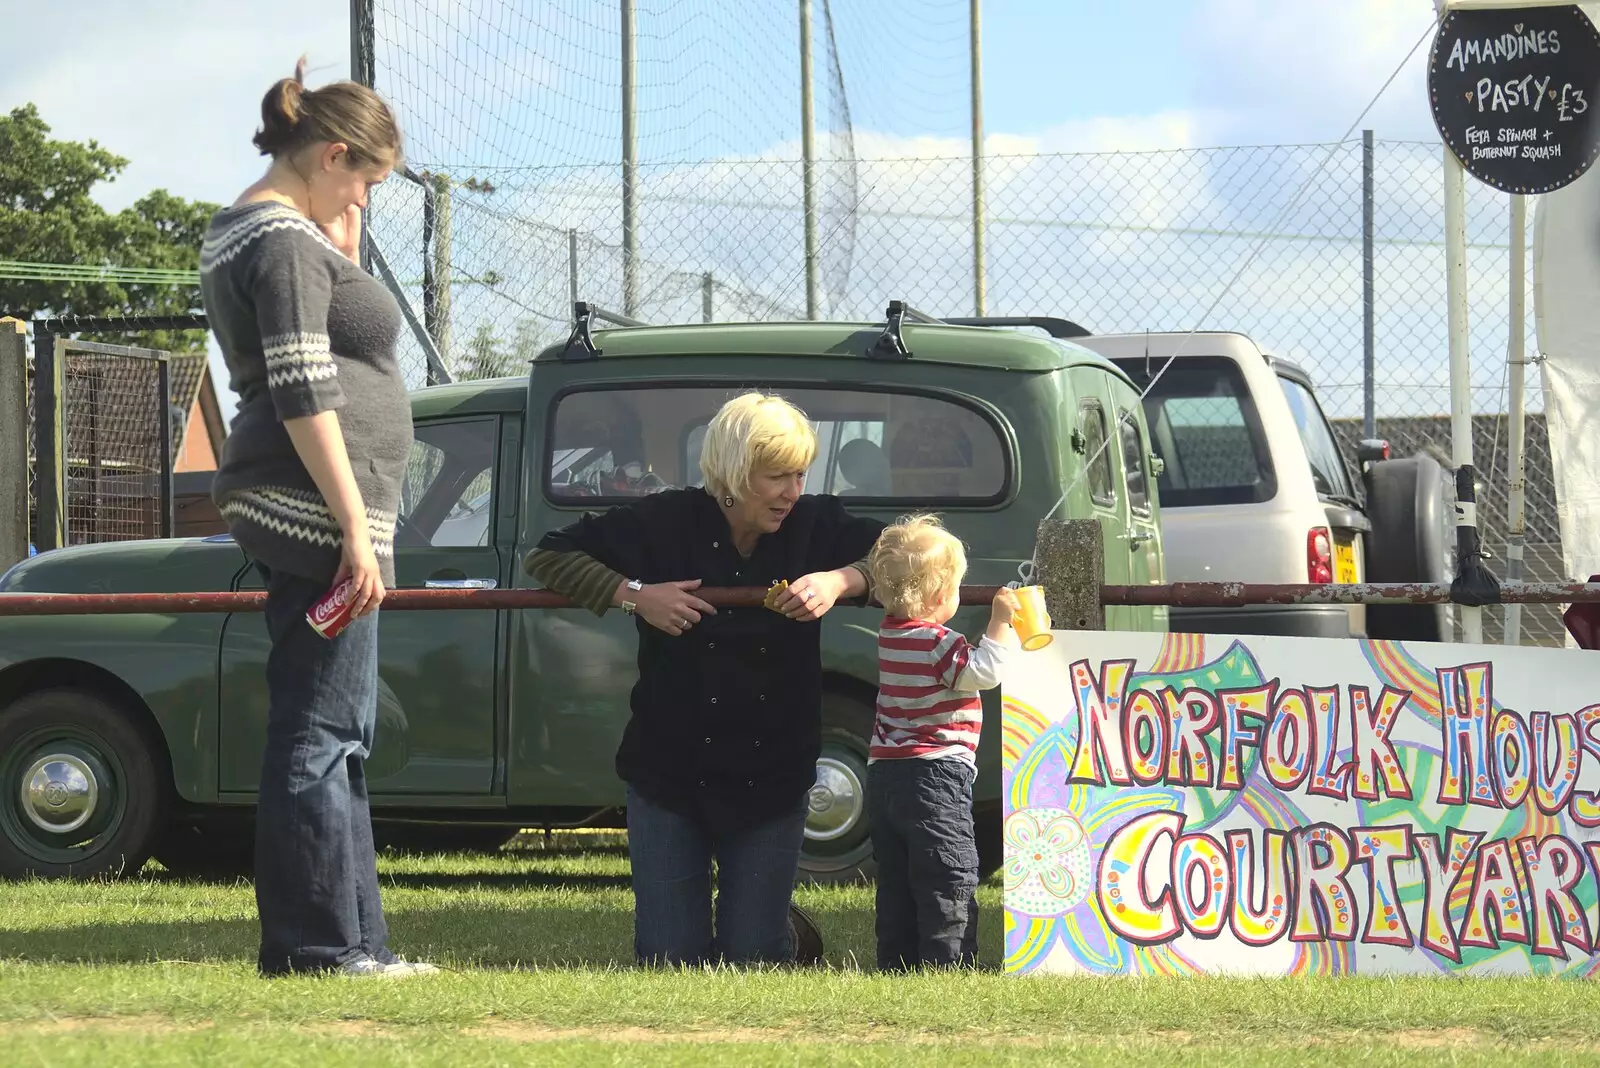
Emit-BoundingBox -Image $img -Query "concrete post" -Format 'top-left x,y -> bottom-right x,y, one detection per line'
1032,518 -> 1104,631
0,317 -> 27,571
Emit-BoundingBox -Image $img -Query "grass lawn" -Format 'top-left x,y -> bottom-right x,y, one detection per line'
2,832 -> 1599,1066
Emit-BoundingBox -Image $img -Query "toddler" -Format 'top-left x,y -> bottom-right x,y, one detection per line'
865,514 -> 1019,970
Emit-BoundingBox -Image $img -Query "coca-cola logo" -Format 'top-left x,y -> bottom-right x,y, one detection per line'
309,580 -> 353,624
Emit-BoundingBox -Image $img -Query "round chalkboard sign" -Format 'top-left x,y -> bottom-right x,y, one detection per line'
1428,4 -> 1600,194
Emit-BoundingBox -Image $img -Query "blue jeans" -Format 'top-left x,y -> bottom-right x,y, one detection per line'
867,757 -> 980,970
253,564 -> 392,975
625,784 -> 807,966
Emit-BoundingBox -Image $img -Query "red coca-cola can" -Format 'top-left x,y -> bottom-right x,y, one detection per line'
306,578 -> 357,639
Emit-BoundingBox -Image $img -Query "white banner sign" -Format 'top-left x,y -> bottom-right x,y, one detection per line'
1001,632 -> 1600,977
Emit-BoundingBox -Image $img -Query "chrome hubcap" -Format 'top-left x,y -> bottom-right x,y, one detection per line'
20,754 -> 98,835
806,757 -> 864,842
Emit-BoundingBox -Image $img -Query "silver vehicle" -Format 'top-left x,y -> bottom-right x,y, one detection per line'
1075,330 -> 1451,642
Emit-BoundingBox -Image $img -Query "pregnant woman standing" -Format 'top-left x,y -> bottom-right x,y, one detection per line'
200,59 -> 433,978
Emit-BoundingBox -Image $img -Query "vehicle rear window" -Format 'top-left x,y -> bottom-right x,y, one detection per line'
1277,375 -> 1357,503
547,385 -> 1009,504
1111,356 -> 1277,507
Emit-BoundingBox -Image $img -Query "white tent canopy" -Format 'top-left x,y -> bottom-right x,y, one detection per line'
1533,0 -> 1600,595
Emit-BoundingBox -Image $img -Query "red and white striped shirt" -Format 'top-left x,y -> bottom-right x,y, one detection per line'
869,617 -> 1015,764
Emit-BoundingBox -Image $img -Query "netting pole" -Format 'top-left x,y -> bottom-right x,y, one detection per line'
702,272 -> 714,322
620,0 -> 640,318
1504,193 -> 1529,645
349,0 -> 375,275
970,0 -> 987,318
568,230 -> 581,320
429,173 -> 453,377
1362,129 -> 1375,440
799,0 -> 820,319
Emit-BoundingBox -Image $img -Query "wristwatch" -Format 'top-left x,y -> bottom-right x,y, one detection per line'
620,578 -> 644,615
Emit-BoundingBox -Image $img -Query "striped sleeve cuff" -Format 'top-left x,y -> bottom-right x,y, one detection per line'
525,548 -> 625,616
848,557 -> 875,605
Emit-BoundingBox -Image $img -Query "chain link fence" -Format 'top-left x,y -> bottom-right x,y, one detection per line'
367,137 -> 1557,641
23,320 -> 200,551
59,340 -> 174,545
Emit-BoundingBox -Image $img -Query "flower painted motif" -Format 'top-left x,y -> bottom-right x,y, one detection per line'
1004,806 -> 1092,916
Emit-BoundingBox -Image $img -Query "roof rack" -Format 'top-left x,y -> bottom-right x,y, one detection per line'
560,301 -> 650,361
869,299 -> 943,360
941,316 -> 1091,339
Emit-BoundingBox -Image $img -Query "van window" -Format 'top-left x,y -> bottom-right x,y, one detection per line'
1110,356 -> 1277,508
1078,400 -> 1115,508
1278,375 -> 1357,503
1118,410 -> 1150,515
548,385 -> 1008,504
398,418 -> 498,547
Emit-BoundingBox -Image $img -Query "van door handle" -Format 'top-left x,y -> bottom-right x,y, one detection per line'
424,577 -> 498,590
1122,529 -> 1152,548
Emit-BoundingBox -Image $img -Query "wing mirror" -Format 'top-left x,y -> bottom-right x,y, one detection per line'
1356,439 -> 1391,465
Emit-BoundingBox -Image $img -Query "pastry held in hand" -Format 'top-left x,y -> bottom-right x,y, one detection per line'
763,578 -> 790,612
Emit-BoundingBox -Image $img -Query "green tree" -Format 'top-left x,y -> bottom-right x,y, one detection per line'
455,322 -> 513,380
0,104 -> 218,353
452,318 -> 556,380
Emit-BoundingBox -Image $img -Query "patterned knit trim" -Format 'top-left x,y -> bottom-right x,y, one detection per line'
262,332 -> 338,390
220,486 -> 397,558
200,205 -> 342,271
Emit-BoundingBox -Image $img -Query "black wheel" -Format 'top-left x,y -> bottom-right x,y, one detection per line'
1363,453 -> 1453,643
0,689 -> 166,880
798,692 -> 876,885
373,823 -> 519,854
152,817 -> 255,880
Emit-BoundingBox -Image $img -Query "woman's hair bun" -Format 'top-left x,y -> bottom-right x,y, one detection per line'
252,57 -> 309,157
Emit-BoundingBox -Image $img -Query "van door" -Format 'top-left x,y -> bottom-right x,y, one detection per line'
1072,390 -> 1134,630
1112,400 -> 1167,632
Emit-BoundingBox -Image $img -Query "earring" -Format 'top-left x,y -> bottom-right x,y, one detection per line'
723,495 -> 735,508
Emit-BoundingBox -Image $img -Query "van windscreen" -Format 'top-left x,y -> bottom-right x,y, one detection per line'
1110,356 -> 1278,507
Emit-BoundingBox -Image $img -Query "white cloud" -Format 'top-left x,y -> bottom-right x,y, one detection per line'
1182,0 -> 1441,143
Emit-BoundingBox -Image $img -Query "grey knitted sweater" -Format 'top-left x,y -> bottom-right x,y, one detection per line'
199,201 -> 413,586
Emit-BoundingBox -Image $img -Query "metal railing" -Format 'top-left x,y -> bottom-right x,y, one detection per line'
1,582 -> 1597,617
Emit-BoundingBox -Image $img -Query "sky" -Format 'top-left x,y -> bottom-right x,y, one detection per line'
0,0 -> 1450,420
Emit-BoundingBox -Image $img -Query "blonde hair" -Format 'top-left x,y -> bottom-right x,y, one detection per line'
254,56 -> 403,171
699,391 -> 817,502
868,514 -> 968,619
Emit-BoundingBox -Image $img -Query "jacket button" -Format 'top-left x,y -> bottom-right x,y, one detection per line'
705,736 -> 712,744
760,647 -> 767,654
711,697 -> 718,705
699,779 -> 707,787
760,694 -> 766,702
754,740 -> 761,748
708,642 -> 715,649
747,780 -> 754,787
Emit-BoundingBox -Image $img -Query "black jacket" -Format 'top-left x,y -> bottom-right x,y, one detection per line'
536,489 -> 883,832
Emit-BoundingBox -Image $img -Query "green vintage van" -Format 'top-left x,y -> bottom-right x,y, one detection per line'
0,305 -> 1167,882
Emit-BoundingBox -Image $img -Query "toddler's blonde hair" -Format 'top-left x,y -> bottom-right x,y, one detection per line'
868,514 -> 967,620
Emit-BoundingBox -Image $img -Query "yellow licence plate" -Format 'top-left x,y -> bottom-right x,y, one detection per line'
1334,539 -> 1358,584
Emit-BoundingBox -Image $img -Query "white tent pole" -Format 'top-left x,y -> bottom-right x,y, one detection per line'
1436,0 -> 1482,644
1443,136 -> 1482,644
1504,195 -> 1528,645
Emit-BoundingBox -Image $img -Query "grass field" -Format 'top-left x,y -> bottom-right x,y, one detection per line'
3,832 -> 1600,1066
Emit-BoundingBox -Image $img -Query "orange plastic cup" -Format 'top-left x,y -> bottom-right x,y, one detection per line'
1012,584 -> 1053,651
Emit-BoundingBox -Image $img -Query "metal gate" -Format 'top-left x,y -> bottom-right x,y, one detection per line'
27,316 -> 203,550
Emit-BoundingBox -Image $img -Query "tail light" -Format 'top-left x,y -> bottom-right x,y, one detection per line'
1307,527 -> 1333,584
